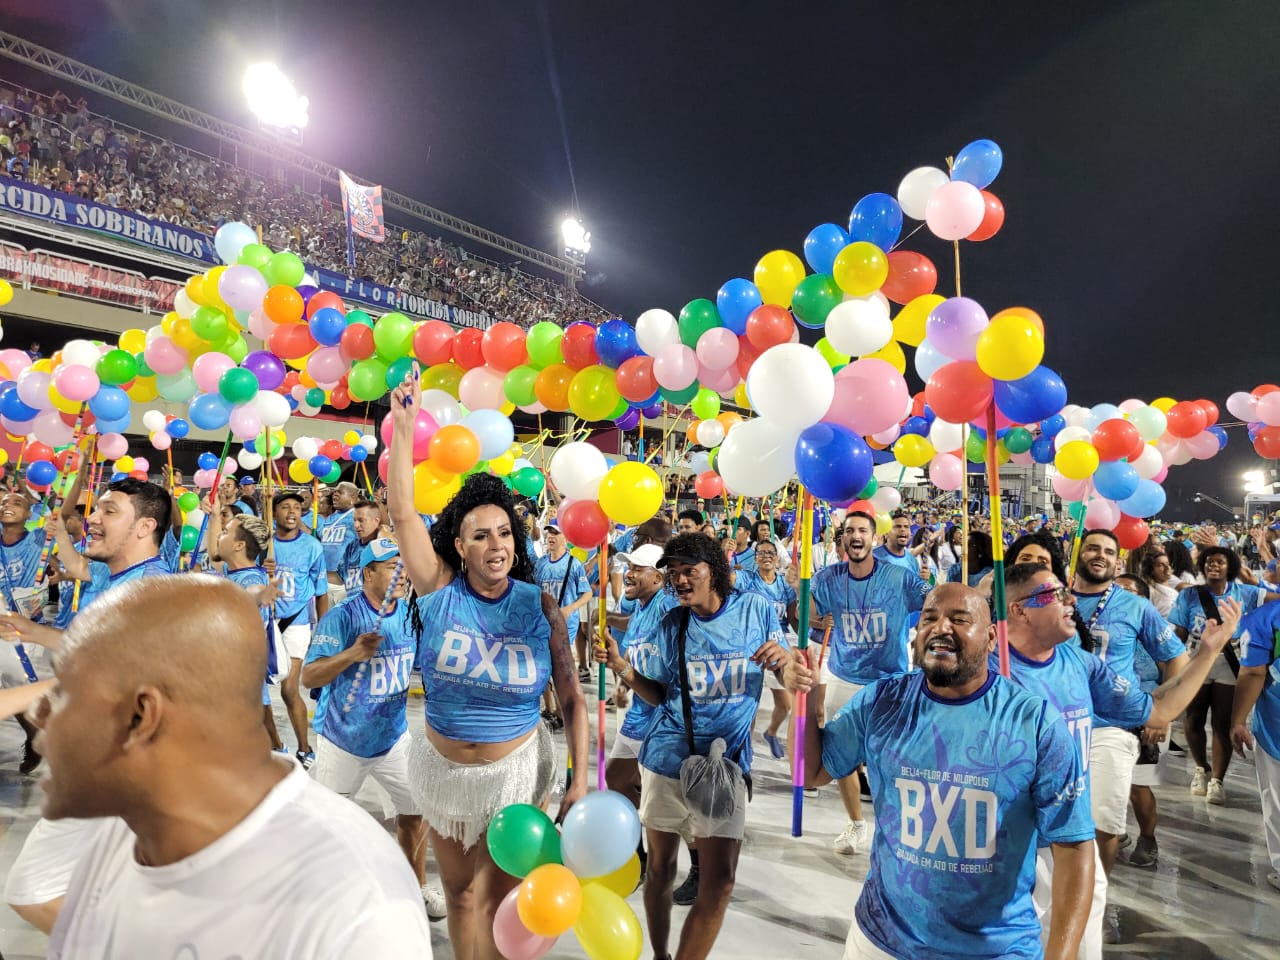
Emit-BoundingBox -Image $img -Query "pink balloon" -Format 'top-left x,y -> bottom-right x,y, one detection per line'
144,337 -> 189,376
193,467 -> 216,489
698,362 -> 739,393
307,346 -> 348,385
929,453 -> 963,491
696,327 -> 740,371
247,307 -> 275,341
98,432 -> 128,459
1152,464 -> 1169,484
411,409 -> 440,461
217,264 -> 270,312
0,349 -> 32,379
1009,449 -> 1034,465
518,401 -> 549,415
653,344 -> 698,391
1084,498 -> 1120,530
192,352 -> 235,394
1226,390 -> 1259,422
492,887 -> 557,960
871,424 -> 901,446
33,408 -> 74,445
229,404 -> 263,440
151,431 -> 172,451
925,180 -> 986,241
823,358 -> 910,436
1051,473 -> 1090,502
133,456 -> 151,473
925,297 -> 988,362
1257,392 -> 1280,427
380,412 -> 395,449
53,364 -> 100,403
1183,430 -> 1219,460
458,365 -> 505,411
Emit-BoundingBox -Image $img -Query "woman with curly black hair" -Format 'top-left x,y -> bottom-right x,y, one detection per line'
386,371 -> 587,960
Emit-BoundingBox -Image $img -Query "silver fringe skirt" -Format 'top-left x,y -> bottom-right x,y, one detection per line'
408,723 -> 556,851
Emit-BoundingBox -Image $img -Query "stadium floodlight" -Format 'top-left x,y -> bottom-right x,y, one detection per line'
561,217 -> 591,262
243,63 -> 309,130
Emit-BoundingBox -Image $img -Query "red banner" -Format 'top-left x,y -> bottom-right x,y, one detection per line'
0,241 -> 182,311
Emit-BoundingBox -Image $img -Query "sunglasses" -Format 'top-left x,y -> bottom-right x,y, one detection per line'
1015,584 -> 1070,609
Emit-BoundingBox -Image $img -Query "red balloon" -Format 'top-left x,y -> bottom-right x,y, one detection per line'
1252,384 -> 1280,400
22,441 -> 54,463
966,191 -> 1005,242
268,323 -> 317,360
910,392 -> 928,418
1091,418 -> 1143,462
1113,514 -> 1149,550
616,356 -> 657,403
559,500 -> 610,548
413,320 -> 455,366
925,361 -> 993,424
52,449 -> 81,472
278,372 -> 302,395
377,448 -> 391,483
694,470 -> 724,499
339,323 -> 376,362
452,328 -> 485,370
1164,400 -> 1207,439
320,439 -> 343,460
1254,426 -> 1280,460
881,251 -> 938,304
561,322 -> 599,370
1196,399 -> 1219,426
735,335 -> 762,381
304,290 -> 345,319
745,305 -> 794,351
480,321 -> 528,372
330,385 -> 351,410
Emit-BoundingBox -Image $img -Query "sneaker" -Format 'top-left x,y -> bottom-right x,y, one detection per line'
1206,778 -> 1226,805
1128,835 -> 1158,868
1118,834 -> 1133,851
422,884 -> 447,922
1190,766 -> 1208,796
273,746 -> 290,756
1267,871 -> 1280,893
833,820 -> 869,856
763,732 -> 786,760
18,737 -> 42,775
296,749 -> 315,770
672,865 -> 699,905
578,667 -> 593,684
803,786 -> 819,798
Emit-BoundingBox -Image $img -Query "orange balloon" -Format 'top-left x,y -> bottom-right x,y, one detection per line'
991,306 -> 1044,340
686,422 -> 701,444
716,411 -> 743,434
534,363 -> 574,412
517,864 -> 583,938
263,285 -> 304,324
428,424 -> 481,474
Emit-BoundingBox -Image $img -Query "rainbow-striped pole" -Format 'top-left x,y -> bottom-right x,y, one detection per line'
791,487 -> 815,836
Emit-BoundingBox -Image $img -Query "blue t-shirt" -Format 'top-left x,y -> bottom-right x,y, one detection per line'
873,544 -> 918,577
1239,603 -> 1280,761
415,576 -> 552,743
81,555 -> 172,613
319,509 -> 357,573
822,671 -> 1094,960
1168,581 -> 1266,653
534,553 -> 591,637
732,543 -> 757,574
307,592 -> 418,758
810,560 -> 931,685
272,531 -> 327,621
340,536 -> 367,593
55,555 -> 110,629
736,569 -> 797,634
617,590 -> 678,742
637,590 -> 786,778
0,530 -> 44,589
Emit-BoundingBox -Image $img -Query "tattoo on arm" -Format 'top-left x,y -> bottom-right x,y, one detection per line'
542,592 -> 577,685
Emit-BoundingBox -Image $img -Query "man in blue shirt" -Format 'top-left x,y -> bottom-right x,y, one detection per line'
319,481 -> 360,607
873,510 -> 929,578
534,522 -> 591,646
0,488 -> 48,773
737,539 -> 798,760
1231,602 -> 1280,893
786,582 -> 1096,960
730,521 -> 756,574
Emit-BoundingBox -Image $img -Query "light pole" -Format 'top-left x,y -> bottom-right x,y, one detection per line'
243,63 -> 309,142
561,217 -> 590,293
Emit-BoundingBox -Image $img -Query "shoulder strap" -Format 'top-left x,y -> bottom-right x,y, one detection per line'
557,557 -> 574,605
676,607 -> 695,755
1195,585 -> 1223,625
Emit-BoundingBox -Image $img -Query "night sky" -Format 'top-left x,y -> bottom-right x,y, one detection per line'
4,0 -> 1279,517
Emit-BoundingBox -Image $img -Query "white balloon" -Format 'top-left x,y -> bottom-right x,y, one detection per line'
746,344 -> 834,430
142,409 -> 167,432
913,339 -> 948,381
695,419 -> 725,448
1132,444 -> 1163,479
549,441 -> 608,501
634,309 -> 680,357
238,449 -> 264,470
253,390 -> 291,428
297,402 -> 321,417
421,389 -> 462,427
1225,390 -> 1259,422
292,437 -> 319,461
61,339 -> 100,368
359,435 -> 378,452
824,297 -> 892,357
173,289 -> 197,320
928,419 -> 964,453
871,486 -> 902,513
1054,425 -> 1092,449
717,418 -> 797,498
687,451 -> 711,474
1060,404 -> 1090,428
897,166 -> 950,220
1117,398 -> 1145,414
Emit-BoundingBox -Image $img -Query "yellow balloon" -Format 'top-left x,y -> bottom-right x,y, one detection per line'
0,278 -> 12,306
875,511 -> 893,536
48,386 -> 80,415
185,274 -> 214,307
413,461 -> 461,515
863,339 -> 907,374
423,362 -> 464,399
161,311 -> 178,335
170,317 -> 204,351
598,462 -> 663,525
31,358 -> 52,374
298,369 -> 318,389
572,883 -> 643,960
204,266 -> 229,308
584,853 -> 642,899
118,328 -> 147,354
569,546 -> 588,563
288,458 -> 312,483
1151,396 -> 1176,414
975,314 -> 1044,381
127,376 -> 158,402
815,337 -> 851,369
342,430 -> 362,446
893,434 -> 935,468
0,449 -> 7,466
753,249 -> 807,307
831,241 -> 888,297
1055,440 -> 1100,480
499,400 -> 516,416
490,451 -> 516,476
733,383 -> 750,408
892,294 -> 943,347
115,456 -> 135,473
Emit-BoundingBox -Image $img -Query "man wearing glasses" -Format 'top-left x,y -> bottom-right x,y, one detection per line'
1004,562 -> 1241,958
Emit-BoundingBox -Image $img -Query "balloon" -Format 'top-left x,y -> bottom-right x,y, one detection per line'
189,392 -> 232,431
213,221 -> 257,265
166,417 -> 190,439
306,307 -> 345,348
459,365 -> 507,411
823,296 -> 892,357
974,312 -> 1044,381
951,138 -> 1003,189
993,366 -> 1068,424
429,424 -> 481,474
373,312 -> 415,361
25,460 -> 57,487
1253,426 -> 1280,459
53,364 -> 99,403
95,349 -> 138,386
525,321 -> 565,368
560,791 -> 642,879
926,297 -> 988,361
831,242 -> 888,297
676,299 -> 721,349
892,434 -> 934,468
597,463 -> 663,526
847,193 -> 903,251
1113,514 -> 1150,551
421,361 -> 464,399
746,344 -> 834,430
880,251 -> 938,305
463,409 -> 514,461
412,460 -> 462,514
87,385 -> 129,422
561,322 -> 599,370
928,453 -> 964,491
925,361 -> 992,425
218,367 -> 259,405
493,887 -> 558,960
264,250 -> 304,288
560,499 -> 610,548
1083,498 -> 1120,530
803,224 -> 849,276
925,180 -> 986,240
568,365 -> 622,421
693,470 -> 723,499
753,250 -> 806,307
584,852 -> 642,901
550,442 -> 609,501
503,365 -> 540,407
823,358 -> 909,436
967,190 -> 1006,242
409,319 -> 454,366
307,454 -> 334,480
1226,390 -> 1259,422
348,359 -> 389,402
694,328 -> 740,371
477,321 -> 527,372
1003,426 -> 1034,455
615,356 -> 658,404
1090,419 -> 1143,462
517,863 -> 582,939
307,345 -> 348,386
340,323 -> 376,362
228,404 -> 262,440
1055,440 -> 1100,480
1092,460 -> 1140,501
421,388 -> 464,427
652,344 -> 698,392
1164,400 -> 1207,439
718,418 -> 797,498
241,350 -> 285,391
634,309 -> 680,356
790,274 -> 843,329
254,390 -> 291,428
262,285 -> 303,325
572,883 -> 643,960
594,319 -> 640,368
715,280 -> 761,336
795,423 -> 873,503
690,387 -> 721,421
897,166 -> 950,220
511,466 -> 546,497
1117,479 -> 1166,518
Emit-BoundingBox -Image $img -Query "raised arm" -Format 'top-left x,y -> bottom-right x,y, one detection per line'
47,513 -> 89,581
386,368 -> 451,595
59,455 -> 91,521
1148,598 -> 1242,726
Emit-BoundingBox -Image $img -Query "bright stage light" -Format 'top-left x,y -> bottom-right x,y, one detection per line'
243,63 -> 309,130
561,217 -> 591,257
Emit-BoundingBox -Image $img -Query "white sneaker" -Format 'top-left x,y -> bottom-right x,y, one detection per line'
423,884 -> 447,922
1206,778 -> 1226,805
833,820 -> 869,856
1189,767 -> 1208,796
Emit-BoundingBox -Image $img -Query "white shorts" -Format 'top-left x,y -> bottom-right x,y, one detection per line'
313,733 -> 419,816
609,732 -> 644,761
1205,650 -> 1238,686
326,582 -> 347,608
764,668 -> 787,691
842,921 -> 897,960
639,767 -> 747,843
1088,726 -> 1140,835
275,621 -> 312,661
821,665 -> 865,728
4,817 -> 112,905
0,641 -> 49,688
1033,843 -> 1107,960
1130,745 -> 1171,788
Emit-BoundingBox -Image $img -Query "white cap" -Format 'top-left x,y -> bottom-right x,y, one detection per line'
618,543 -> 664,569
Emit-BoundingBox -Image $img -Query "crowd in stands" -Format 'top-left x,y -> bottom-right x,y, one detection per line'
0,83 -> 607,328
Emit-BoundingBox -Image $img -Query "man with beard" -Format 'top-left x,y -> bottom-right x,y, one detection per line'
1070,530 -> 1186,880
786,583 -> 1095,960
873,510 -> 933,579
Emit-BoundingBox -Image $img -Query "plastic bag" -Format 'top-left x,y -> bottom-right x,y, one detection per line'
679,737 -> 744,820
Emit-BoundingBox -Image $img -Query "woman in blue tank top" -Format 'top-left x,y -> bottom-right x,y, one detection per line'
387,370 -> 587,960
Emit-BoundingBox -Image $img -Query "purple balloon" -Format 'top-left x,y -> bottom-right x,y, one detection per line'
295,284 -> 319,307
640,403 -> 664,419
243,350 -> 286,391
925,297 -> 989,361
613,408 -> 640,430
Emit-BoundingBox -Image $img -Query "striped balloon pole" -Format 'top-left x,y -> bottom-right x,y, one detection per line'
791,487 -> 815,837
597,542 -> 608,791
984,406 -> 1010,678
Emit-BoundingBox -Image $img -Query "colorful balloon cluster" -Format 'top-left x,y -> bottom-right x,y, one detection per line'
545,442 -> 663,547
486,793 -> 644,960
1228,386 -> 1280,460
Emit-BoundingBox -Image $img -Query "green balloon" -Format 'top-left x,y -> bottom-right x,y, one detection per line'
857,476 -> 879,499
349,358 -> 390,402
503,365 -> 539,407
678,298 -> 722,348
525,321 -> 564,368
225,335 -> 249,364
264,251 -> 305,288
305,387 -> 326,407
791,274 -> 842,329
511,467 -> 545,498
191,305 -> 229,342
177,491 -> 200,513
373,312 -> 415,360
1003,426 -> 1034,455
322,463 -> 342,483
690,387 -> 721,421
237,244 -> 272,271
180,525 -> 199,552
133,351 -> 153,378
608,396 -> 629,420
965,431 -> 987,463
708,446 -> 719,472
486,802 -> 562,877
95,349 -> 138,386
219,367 -> 259,405
660,382 -> 699,405
385,356 -> 415,391
346,309 -> 374,329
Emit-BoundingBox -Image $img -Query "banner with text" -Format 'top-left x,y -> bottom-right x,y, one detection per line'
310,267 -> 495,330
0,241 -> 182,311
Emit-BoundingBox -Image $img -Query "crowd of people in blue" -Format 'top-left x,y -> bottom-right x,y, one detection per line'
0,374 -> 1276,959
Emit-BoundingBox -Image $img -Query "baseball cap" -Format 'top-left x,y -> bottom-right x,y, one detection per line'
618,544 -> 663,569
544,520 -> 563,533
272,491 -> 303,508
239,476 -> 256,485
360,537 -> 400,568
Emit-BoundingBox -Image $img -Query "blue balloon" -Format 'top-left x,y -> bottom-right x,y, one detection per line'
803,223 -> 849,275
166,417 -> 190,439
594,318 -> 640,369
1040,414 -> 1067,438
198,452 -> 219,471
1092,461 -> 1140,502
26,460 -> 57,487
88,384 -> 130,422
110,471 -> 128,483
1117,479 -> 1166,519
308,454 -> 333,479
902,416 -> 930,437
993,366 -> 1067,424
560,790 -> 642,879
308,307 -> 347,347
921,406 -> 936,425
189,392 -> 232,431
795,423 -> 874,503
349,444 -> 368,462
0,386 -> 38,422
1030,436 -> 1056,464
1208,424 -> 1228,450
95,413 -> 131,435
871,447 -> 895,466
951,139 -> 1003,189
462,408 -> 515,461
716,278 -> 762,336
847,192 -> 903,251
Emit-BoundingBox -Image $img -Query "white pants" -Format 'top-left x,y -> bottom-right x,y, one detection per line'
1088,726 -> 1139,836
1033,844 -> 1107,960
313,733 -> 419,816
1257,747 -> 1280,874
842,921 -> 897,959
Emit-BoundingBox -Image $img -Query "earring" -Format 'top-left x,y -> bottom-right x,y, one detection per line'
460,557 -> 467,574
